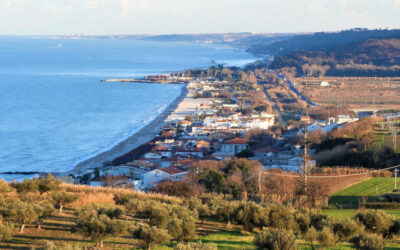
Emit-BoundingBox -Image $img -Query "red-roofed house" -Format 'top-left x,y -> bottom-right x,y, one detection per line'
217,137 -> 249,156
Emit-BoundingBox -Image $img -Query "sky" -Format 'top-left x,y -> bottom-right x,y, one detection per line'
0,0 -> 400,35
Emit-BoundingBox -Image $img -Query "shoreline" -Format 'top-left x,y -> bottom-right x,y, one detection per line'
65,84 -> 189,175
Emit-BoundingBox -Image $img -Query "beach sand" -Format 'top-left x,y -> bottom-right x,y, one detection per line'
68,83 -> 206,174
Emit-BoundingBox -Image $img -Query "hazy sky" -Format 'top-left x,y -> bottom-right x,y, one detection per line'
0,0 -> 399,35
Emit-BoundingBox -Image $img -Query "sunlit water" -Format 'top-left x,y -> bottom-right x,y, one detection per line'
0,37 -> 257,180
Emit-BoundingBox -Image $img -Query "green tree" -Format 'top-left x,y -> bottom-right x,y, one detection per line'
37,174 -> 61,195
174,241 -> 217,250
131,224 -> 170,250
317,227 -> 336,249
234,201 -> 266,231
51,191 -> 79,213
304,227 -> 318,250
354,210 -> 392,235
33,201 -> 55,229
0,222 -> 12,242
253,228 -> 297,250
75,206 -> 126,248
0,200 -> 38,232
350,233 -> 385,250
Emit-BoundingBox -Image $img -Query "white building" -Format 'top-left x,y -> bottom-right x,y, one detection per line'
141,166 -> 187,189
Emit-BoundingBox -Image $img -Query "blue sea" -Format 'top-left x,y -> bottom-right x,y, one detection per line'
0,37 -> 257,181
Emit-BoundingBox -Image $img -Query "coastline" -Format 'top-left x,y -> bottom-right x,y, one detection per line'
67,84 -> 190,175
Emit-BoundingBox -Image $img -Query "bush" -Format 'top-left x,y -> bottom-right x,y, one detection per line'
363,202 -> 400,209
0,222 -> 12,242
332,219 -> 364,241
131,223 -> 170,250
0,180 -> 10,194
350,233 -> 385,250
234,201 -> 267,231
174,241 -> 217,250
253,228 -> 297,250
74,205 -> 126,248
354,210 -> 392,235
317,227 -> 336,249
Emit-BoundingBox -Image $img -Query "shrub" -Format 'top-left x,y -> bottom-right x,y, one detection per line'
234,201 -> 267,231
74,206 -> 126,248
317,227 -> 337,249
174,241 -> 217,250
0,222 -> 12,242
0,180 -> 10,194
167,206 -> 197,241
354,210 -> 392,235
332,219 -> 364,242
51,191 -> 79,213
304,227 -> 318,250
268,205 -> 297,230
131,223 -> 170,250
350,233 -> 385,250
253,228 -> 297,250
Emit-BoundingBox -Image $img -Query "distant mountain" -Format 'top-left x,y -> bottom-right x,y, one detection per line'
248,28 -> 400,56
269,38 -> 400,77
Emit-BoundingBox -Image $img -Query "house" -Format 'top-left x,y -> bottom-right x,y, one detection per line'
196,140 -> 210,150
141,166 -> 187,189
300,116 -> 311,124
320,81 -> 330,87
220,137 -> 249,155
174,147 -> 204,158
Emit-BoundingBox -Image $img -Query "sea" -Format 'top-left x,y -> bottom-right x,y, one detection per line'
0,37 -> 258,181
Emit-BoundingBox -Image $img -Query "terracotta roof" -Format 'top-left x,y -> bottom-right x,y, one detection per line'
160,166 -> 186,175
224,137 -> 248,145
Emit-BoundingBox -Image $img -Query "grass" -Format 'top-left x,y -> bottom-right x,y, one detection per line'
329,177 -> 397,208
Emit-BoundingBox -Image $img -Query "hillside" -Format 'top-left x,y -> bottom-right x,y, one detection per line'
270,38 -> 400,77
248,28 -> 400,56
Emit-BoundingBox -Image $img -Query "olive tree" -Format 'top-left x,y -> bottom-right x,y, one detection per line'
74,205 -> 126,248
130,223 -> 170,250
0,200 -> 38,232
51,191 -> 79,213
0,222 -> 12,242
253,228 -> 297,250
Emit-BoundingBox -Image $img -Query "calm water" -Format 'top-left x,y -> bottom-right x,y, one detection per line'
0,37 -> 256,179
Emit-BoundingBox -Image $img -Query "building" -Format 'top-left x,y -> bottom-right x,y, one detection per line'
220,137 -> 249,155
320,81 -> 330,87
141,166 -> 187,189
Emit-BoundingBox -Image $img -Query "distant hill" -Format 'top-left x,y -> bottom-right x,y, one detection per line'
248,28 -> 400,56
54,33 -> 295,49
269,38 -> 400,77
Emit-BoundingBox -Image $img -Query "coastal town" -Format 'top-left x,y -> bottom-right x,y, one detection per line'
61,70 -> 375,190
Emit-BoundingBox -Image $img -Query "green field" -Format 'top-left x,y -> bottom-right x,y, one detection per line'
329,177 -> 398,208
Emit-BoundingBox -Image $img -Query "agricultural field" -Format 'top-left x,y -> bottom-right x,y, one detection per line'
329,177 -> 398,208
294,77 -> 400,109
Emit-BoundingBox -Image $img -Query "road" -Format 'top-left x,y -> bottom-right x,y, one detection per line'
275,72 -> 317,107
262,88 -> 287,126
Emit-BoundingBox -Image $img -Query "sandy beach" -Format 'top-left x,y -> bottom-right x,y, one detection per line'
69,83 -> 206,174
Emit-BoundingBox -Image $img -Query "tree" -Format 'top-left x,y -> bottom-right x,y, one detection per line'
0,222 -> 12,242
0,180 -> 10,194
51,191 -> 79,213
167,206 -> 197,242
317,227 -> 336,249
332,219 -> 364,242
234,201 -> 267,231
0,200 -> 38,232
354,210 -> 392,235
75,206 -> 126,248
253,228 -> 297,250
131,224 -> 170,250
304,227 -> 318,250
350,233 -> 385,250
37,174 -> 61,195
33,201 -> 55,229
184,198 -> 210,227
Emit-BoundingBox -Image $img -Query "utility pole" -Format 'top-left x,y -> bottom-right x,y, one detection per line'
303,126 -> 309,193
395,168 -> 398,190
258,169 -> 262,194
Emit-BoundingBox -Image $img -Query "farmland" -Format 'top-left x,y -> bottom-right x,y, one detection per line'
294,77 -> 400,110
